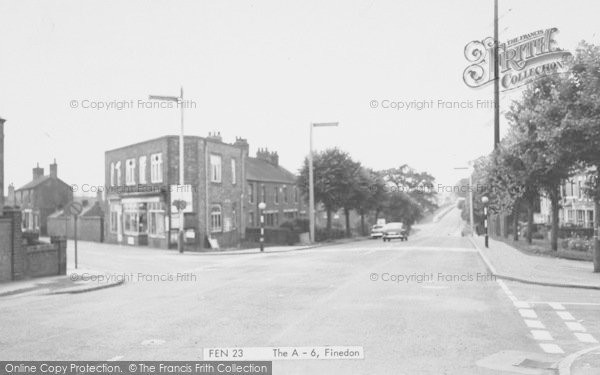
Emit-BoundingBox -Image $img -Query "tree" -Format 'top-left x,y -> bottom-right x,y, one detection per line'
558,42 -> 600,271
297,148 -> 360,233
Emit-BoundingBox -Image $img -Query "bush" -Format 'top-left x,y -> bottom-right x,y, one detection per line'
280,218 -> 309,234
566,237 -> 593,252
315,228 -> 346,242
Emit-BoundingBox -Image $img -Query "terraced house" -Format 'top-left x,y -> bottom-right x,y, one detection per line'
245,148 -> 306,229
104,133 -> 248,250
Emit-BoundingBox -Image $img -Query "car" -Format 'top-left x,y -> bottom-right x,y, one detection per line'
370,224 -> 384,239
382,222 -> 408,242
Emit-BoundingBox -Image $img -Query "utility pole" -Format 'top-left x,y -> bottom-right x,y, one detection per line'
494,0 -> 500,149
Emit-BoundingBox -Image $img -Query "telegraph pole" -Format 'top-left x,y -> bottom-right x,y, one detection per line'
494,0 -> 500,148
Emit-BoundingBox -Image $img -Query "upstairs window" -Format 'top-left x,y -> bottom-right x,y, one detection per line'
150,153 -> 163,183
231,159 -> 237,185
110,163 -> 116,186
139,156 -> 147,184
210,154 -> 222,183
125,158 -> 136,185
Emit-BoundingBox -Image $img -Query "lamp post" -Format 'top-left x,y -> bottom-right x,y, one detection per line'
482,196 -> 489,248
258,202 -> 266,252
149,87 -> 185,253
309,122 -> 339,243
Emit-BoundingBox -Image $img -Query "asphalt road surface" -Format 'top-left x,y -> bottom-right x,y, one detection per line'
2,208 -> 600,374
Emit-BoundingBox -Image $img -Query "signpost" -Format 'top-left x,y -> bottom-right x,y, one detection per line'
66,202 -> 83,269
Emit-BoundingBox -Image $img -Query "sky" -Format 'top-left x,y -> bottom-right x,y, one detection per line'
0,0 -> 598,195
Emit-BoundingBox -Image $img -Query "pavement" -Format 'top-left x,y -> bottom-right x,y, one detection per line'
470,235 -> 600,289
1,207 -> 600,374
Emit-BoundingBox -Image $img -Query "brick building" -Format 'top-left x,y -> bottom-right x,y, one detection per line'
245,148 -> 305,228
12,160 -> 73,235
104,133 -> 248,250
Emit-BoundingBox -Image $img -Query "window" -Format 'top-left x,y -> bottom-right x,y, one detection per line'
261,185 -> 266,203
123,203 -> 145,234
115,161 -> 122,186
283,186 -> 288,204
110,211 -> 118,233
578,181 -> 583,199
210,205 -> 222,232
126,158 -> 136,185
110,163 -> 115,186
148,202 -> 165,237
210,154 -> 222,183
248,212 -> 254,227
231,159 -> 237,185
274,186 -> 279,204
232,205 -> 237,229
151,153 -> 163,183
139,156 -> 147,184
265,212 -> 279,227
294,187 -> 299,203
248,183 -> 254,203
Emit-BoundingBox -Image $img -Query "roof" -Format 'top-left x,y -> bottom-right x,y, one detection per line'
16,175 -> 53,191
246,157 -> 297,184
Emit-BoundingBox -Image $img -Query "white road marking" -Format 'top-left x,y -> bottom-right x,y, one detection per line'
539,343 -> 564,354
548,303 -> 565,310
574,333 -> 599,343
531,330 -> 554,341
525,301 -> 600,306
565,322 -> 587,332
557,311 -> 575,321
514,301 -> 530,308
519,309 -> 538,319
524,320 -> 546,329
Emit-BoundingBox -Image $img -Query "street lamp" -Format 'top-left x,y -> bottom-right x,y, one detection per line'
309,122 -> 339,243
258,202 -> 266,252
482,196 -> 489,248
149,87 -> 185,253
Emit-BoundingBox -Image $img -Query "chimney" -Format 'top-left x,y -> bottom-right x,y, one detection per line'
50,158 -> 57,178
7,183 -> 14,206
207,131 -> 223,142
234,136 -> 249,153
256,148 -> 279,166
33,163 -> 44,180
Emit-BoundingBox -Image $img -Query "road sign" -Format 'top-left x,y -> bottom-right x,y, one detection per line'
67,201 -> 83,216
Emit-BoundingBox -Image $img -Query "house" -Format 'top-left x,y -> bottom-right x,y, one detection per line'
539,170 -> 595,227
245,148 -> 305,228
104,133 -> 247,250
12,160 -> 73,235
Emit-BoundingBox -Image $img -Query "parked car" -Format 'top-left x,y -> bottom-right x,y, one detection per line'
382,222 -> 408,242
370,224 -> 384,239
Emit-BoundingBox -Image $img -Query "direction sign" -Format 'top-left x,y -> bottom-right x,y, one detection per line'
67,201 -> 83,216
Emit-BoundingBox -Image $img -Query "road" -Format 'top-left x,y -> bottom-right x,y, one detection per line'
2,207 -> 600,374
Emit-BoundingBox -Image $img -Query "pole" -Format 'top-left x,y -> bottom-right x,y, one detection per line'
484,205 -> 489,248
74,214 -> 78,269
179,87 -> 185,253
260,208 -> 264,252
469,173 -> 474,235
493,0 -> 500,148
308,123 -> 315,243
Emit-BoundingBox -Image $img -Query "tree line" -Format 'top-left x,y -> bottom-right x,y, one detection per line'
297,148 -> 438,236
460,41 -> 600,272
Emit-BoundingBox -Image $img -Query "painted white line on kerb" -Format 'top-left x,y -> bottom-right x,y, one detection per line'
531,330 -> 554,341
574,333 -> 599,344
557,311 -> 575,321
524,320 -> 546,329
519,309 -> 538,319
539,343 -> 564,354
548,303 -> 565,310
